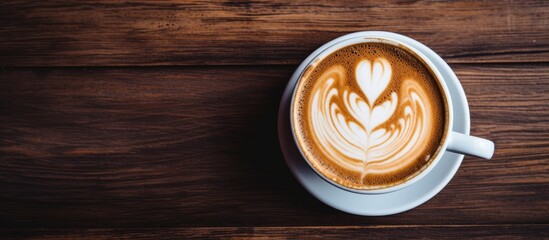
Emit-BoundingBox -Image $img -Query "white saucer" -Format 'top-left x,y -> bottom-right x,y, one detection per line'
278,31 -> 470,216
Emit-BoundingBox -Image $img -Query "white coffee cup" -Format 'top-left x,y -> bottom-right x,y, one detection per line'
288,31 -> 495,194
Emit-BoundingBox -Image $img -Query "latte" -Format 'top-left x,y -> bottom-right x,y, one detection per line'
292,42 -> 448,190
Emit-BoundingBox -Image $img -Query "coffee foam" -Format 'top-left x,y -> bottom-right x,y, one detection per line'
293,43 -> 447,190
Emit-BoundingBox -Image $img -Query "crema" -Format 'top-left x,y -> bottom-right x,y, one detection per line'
292,42 -> 448,190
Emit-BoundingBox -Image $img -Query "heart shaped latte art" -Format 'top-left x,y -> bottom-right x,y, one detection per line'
310,58 -> 435,180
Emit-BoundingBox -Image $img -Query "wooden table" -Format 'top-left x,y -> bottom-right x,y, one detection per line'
1,1 -> 548,239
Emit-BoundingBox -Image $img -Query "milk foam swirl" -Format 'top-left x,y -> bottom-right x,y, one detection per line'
309,58 -> 435,180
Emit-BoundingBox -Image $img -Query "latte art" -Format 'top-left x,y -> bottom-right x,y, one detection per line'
310,58 -> 434,180
293,42 -> 447,190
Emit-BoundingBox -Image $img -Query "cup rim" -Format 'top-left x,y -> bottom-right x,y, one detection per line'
289,32 -> 454,194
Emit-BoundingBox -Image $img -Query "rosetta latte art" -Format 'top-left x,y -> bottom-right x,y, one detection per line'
309,58 -> 435,180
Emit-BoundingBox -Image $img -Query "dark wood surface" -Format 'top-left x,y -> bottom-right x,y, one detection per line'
2,225 -> 548,240
1,0 -> 548,66
1,1 -> 548,239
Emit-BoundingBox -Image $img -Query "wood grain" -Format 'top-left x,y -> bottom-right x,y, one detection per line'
1,64 -> 547,228
1,0 -> 548,67
2,225 -> 548,239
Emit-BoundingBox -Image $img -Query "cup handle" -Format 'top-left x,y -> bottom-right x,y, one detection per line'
447,131 -> 495,159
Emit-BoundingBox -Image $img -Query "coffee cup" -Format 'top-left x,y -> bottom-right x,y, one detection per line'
288,31 -> 494,194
